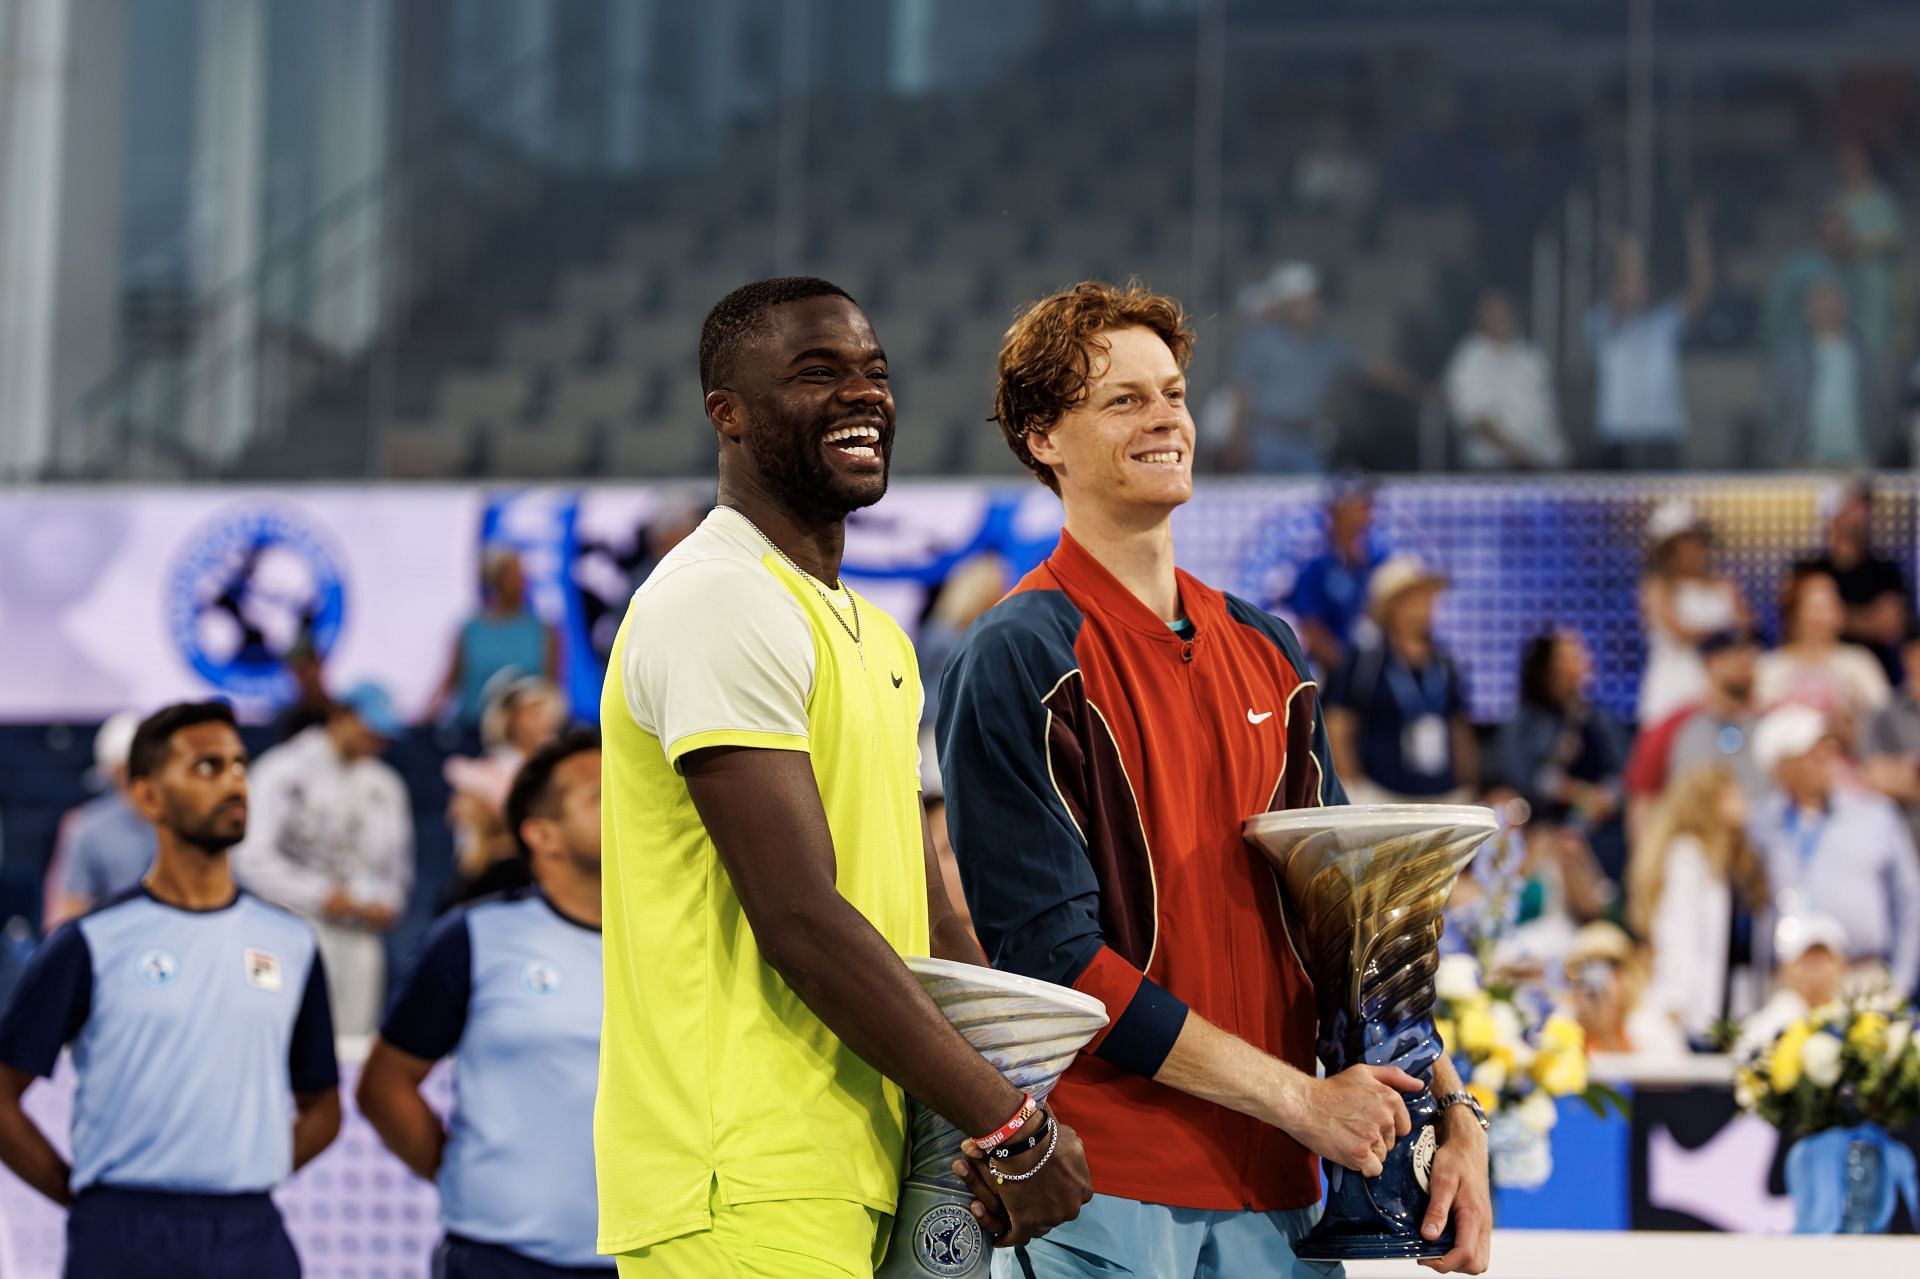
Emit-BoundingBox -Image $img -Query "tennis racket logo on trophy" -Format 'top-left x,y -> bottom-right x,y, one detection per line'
877,957 -> 1108,1279
1244,803 -> 1497,1261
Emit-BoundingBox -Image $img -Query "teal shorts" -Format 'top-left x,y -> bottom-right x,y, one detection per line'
995,1193 -> 1343,1279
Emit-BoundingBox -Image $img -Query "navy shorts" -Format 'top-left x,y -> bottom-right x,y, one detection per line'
433,1234 -> 616,1278
66,1186 -> 299,1279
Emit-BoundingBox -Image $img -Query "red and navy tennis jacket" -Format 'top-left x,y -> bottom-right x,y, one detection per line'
936,530 -> 1344,1212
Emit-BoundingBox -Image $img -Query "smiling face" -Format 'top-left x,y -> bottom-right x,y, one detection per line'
1026,325 -> 1194,524
712,295 -> 895,520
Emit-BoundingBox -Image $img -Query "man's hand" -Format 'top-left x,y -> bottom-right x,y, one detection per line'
1420,1107 -> 1492,1274
957,1112 -> 1093,1248
1293,1065 -> 1422,1176
322,887 -> 356,922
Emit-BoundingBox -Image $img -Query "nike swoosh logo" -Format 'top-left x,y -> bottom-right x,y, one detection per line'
1247,709 -> 1274,725
891,673 -> 904,688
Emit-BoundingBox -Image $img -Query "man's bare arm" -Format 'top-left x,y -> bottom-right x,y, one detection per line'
292,1087 -> 341,1171
0,1065 -> 69,1205
923,810 -> 984,966
356,1040 -> 446,1179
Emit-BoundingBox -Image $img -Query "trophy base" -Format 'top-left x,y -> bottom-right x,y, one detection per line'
1292,1229 -> 1454,1262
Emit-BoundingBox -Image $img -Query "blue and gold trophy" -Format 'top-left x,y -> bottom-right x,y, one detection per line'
1243,804 -> 1497,1261
877,957 -> 1108,1279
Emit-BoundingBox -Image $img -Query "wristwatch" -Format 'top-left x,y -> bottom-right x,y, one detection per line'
1435,1089 -> 1490,1131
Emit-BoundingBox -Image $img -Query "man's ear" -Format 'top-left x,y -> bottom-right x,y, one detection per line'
1027,426 -> 1063,472
708,390 -> 744,445
127,775 -> 163,825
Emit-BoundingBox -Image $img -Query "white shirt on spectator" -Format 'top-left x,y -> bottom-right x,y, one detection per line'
1443,333 -> 1567,468
233,727 -> 413,915
1755,643 -> 1891,725
1643,833 -> 1730,1041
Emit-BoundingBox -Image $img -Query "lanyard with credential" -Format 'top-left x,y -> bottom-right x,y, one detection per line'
1384,654 -> 1449,720
1782,805 -> 1830,877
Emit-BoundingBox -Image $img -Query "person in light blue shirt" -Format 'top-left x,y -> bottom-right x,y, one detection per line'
358,729 -> 610,1278
1749,704 -> 1920,1000
0,701 -> 340,1279
44,711 -> 157,929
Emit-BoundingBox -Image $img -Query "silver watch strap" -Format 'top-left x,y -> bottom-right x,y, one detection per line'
1436,1088 -> 1490,1130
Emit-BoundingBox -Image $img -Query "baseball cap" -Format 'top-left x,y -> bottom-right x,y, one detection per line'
1367,554 -> 1447,622
1645,499 -> 1709,547
1774,912 -> 1848,965
1751,704 -> 1829,775
91,710 -> 142,786
338,681 -> 404,740
1242,261 -> 1321,314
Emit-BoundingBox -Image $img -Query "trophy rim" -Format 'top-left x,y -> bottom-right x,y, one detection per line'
1242,803 -> 1499,840
906,955 -> 1112,1026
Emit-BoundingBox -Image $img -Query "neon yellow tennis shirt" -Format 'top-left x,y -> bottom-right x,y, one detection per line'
595,506 -> 929,1255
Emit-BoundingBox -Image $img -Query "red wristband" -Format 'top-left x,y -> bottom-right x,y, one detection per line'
973,1094 -> 1038,1152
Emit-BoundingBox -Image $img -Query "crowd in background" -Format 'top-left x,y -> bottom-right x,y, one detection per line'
1215,119 -> 1919,476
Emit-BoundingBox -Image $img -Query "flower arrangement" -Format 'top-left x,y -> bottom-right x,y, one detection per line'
1734,999 -> 1920,1137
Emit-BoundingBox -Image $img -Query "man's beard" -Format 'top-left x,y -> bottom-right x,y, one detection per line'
170,799 -> 247,855
745,402 -> 892,521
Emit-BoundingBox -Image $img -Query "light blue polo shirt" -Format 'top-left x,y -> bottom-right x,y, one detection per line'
381,889 -> 608,1269
0,886 -> 337,1193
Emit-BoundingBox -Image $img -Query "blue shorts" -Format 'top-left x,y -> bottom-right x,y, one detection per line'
993,1194 -> 1342,1279
434,1234 -> 617,1278
65,1186 -> 299,1279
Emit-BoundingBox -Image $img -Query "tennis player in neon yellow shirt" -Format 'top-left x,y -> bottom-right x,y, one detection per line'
597,277 -> 1092,1275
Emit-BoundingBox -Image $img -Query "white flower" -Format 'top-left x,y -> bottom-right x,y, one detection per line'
1436,954 -> 1481,1004
1518,1089 -> 1559,1135
1888,1018 -> 1914,1066
1490,999 -> 1525,1049
1801,1031 -> 1845,1088
1734,1074 -> 1758,1109
1472,1058 -> 1508,1096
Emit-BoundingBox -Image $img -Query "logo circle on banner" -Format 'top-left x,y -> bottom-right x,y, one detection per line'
1411,1122 -> 1438,1192
167,507 -> 346,704
914,1202 -> 984,1276
522,961 -> 562,995
136,948 -> 178,988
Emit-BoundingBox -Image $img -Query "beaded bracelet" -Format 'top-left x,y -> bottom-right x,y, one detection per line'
989,1113 -> 1061,1185
973,1093 -> 1037,1153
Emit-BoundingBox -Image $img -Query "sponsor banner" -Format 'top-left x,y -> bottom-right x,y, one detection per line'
0,477 -> 1909,726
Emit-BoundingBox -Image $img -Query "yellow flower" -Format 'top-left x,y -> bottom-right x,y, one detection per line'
1434,1017 -> 1457,1054
1457,1002 -> 1497,1056
1772,1020 -> 1812,1091
1534,1049 -> 1588,1096
1467,1082 -> 1499,1115
1848,1012 -> 1890,1059
1541,1013 -> 1586,1056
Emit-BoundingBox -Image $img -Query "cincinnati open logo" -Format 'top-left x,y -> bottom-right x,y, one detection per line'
167,507 -> 346,703
913,1202 -> 983,1276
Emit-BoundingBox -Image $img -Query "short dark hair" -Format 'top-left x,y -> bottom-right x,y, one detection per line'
505,729 -> 601,861
698,276 -> 854,395
127,701 -> 238,780
1518,631 -> 1567,710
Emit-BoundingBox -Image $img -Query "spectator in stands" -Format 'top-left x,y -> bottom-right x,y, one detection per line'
1637,501 -> 1748,726
1736,912 -> 1850,1057
1832,140 -> 1900,358
1624,628 -> 1766,839
1499,629 -> 1630,883
1628,763 -> 1770,1049
1326,555 -> 1476,804
1761,207 -> 1858,355
1220,262 -> 1426,474
1748,705 -> 1920,999
1283,471 -> 1387,677
442,676 -> 567,908
42,712 -> 156,930
1563,922 -> 1688,1057
1442,287 -> 1567,471
1767,279 -> 1886,467
1756,566 -> 1891,743
1293,112 -> 1378,217
1586,202 -> 1714,470
1794,481 -> 1910,686
1858,619 -> 1920,849
234,682 -> 415,1037
426,548 -> 559,729
271,626 -> 333,743
359,731 -> 610,1277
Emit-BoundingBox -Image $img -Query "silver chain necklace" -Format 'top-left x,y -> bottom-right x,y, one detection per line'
741,515 -> 863,649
